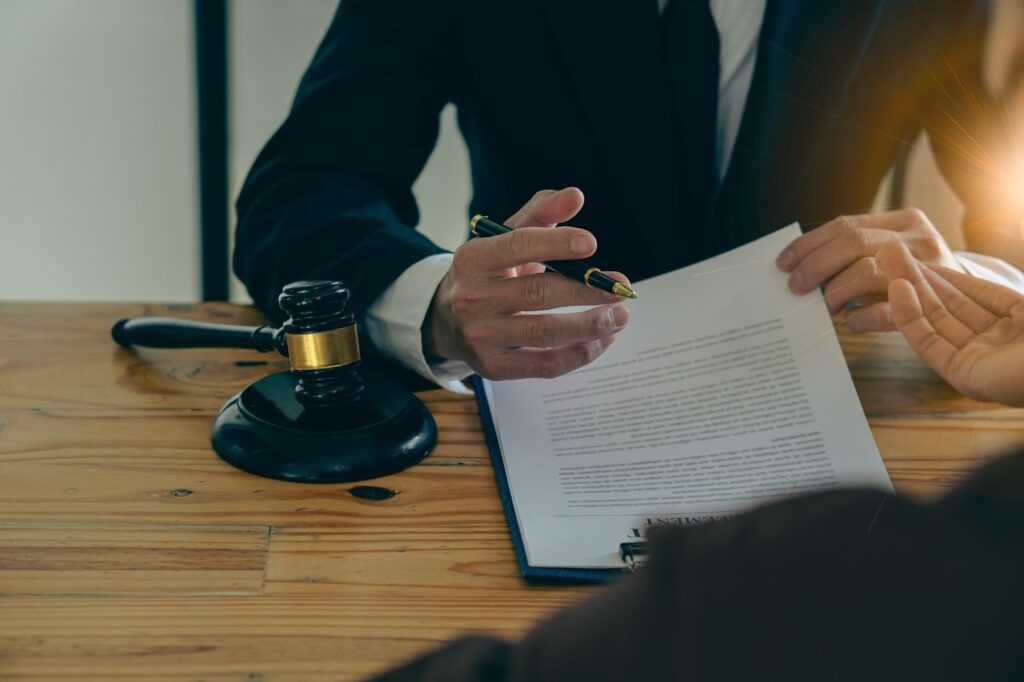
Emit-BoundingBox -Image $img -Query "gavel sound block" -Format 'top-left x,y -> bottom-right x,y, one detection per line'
112,281 -> 437,483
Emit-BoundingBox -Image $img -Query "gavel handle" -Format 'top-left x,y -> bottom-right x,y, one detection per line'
111,317 -> 285,355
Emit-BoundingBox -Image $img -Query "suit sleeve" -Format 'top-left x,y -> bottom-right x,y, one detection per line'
233,0 -> 457,321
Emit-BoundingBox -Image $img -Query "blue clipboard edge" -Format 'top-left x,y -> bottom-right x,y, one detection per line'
471,375 -> 624,585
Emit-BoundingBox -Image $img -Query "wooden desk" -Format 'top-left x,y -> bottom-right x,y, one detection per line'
1,302 -> 1022,680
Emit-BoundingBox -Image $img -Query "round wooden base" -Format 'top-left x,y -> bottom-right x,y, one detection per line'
211,371 -> 436,483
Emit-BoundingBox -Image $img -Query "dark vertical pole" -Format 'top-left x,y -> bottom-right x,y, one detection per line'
887,143 -> 911,211
194,0 -> 229,301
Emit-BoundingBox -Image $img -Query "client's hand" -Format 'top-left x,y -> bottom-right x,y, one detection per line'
877,241 -> 1024,406
423,188 -> 630,380
776,208 -> 964,333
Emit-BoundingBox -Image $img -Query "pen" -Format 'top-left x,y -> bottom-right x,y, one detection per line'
470,215 -> 638,299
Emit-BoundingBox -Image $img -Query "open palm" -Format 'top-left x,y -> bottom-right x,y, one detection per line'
877,242 -> 1024,407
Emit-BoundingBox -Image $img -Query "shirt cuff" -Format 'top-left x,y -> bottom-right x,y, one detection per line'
363,253 -> 474,394
954,252 -> 1024,293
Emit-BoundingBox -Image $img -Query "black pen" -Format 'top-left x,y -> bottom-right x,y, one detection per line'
470,215 -> 638,299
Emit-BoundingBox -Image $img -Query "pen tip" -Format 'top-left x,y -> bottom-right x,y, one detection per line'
612,282 -> 638,299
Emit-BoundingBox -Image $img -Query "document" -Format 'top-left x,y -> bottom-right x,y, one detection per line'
482,224 -> 892,569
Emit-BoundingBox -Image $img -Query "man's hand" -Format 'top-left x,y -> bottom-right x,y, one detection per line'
775,208 -> 964,332
878,241 -> 1024,406
423,188 -> 630,380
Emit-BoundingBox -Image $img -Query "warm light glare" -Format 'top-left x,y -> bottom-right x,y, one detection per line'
1008,155 -> 1024,204
1010,155 -> 1024,238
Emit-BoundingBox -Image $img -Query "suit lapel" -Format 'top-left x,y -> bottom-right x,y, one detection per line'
541,0 -> 889,269
540,0 -> 687,272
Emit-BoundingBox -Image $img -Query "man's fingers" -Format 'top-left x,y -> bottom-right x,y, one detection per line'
505,187 -> 585,229
931,266 -> 1023,317
875,240 -> 920,281
888,278 -> 957,378
920,266 -> 998,333
844,301 -> 893,333
501,188 -> 586,276
481,335 -> 616,381
513,262 -> 547,277
784,229 -> 893,294
488,272 -> 625,312
823,257 -> 888,313
493,304 -> 629,349
457,225 -> 597,275
776,211 -> 914,273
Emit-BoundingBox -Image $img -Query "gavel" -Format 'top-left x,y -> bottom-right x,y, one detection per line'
112,280 -> 436,483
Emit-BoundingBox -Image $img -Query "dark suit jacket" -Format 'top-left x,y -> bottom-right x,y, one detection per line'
235,0 -> 995,342
369,447 -> 1024,681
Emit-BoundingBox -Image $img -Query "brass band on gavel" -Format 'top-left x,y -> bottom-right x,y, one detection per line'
284,324 -> 361,371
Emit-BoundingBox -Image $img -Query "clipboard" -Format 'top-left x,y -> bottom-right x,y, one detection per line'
472,375 -> 646,584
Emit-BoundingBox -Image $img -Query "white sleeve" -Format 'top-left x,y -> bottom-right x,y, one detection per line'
954,252 -> 1024,293
363,253 -> 474,394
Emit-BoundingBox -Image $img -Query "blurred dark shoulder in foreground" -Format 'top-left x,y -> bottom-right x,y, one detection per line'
373,445 -> 1024,682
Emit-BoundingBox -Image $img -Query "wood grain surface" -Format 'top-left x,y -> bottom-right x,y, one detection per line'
1,302 -> 1021,680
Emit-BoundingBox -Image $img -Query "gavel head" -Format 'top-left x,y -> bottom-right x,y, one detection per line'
277,280 -> 364,408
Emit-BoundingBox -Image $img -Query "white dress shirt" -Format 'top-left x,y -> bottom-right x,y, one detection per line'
364,0 -> 1024,391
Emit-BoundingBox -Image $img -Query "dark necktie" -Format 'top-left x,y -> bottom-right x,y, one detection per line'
662,0 -> 721,256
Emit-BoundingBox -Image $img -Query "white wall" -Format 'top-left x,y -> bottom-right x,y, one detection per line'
0,0 -> 199,301
0,0 -> 471,303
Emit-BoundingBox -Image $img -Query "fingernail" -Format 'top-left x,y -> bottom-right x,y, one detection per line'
788,271 -> 804,293
612,304 -> 629,328
777,249 -> 795,270
571,235 -> 592,255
